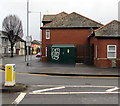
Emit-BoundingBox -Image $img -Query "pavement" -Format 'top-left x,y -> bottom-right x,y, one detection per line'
1,55 -> 120,77
0,55 -> 120,93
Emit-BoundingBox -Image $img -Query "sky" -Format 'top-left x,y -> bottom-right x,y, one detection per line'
0,0 -> 119,41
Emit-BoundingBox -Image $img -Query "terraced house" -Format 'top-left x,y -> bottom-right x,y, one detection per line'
41,12 -> 120,68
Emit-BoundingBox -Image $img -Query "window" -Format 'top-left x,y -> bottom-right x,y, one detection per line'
107,45 -> 116,58
46,29 -> 50,39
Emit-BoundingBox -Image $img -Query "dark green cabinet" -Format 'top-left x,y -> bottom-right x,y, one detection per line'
50,45 -> 76,63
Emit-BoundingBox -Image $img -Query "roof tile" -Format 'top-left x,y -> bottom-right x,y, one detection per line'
42,12 -> 68,22
95,20 -> 120,37
42,12 -> 103,28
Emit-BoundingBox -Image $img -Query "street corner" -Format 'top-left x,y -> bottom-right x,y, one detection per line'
0,64 -> 5,71
1,83 -> 28,93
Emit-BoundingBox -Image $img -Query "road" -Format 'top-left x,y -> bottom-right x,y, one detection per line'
1,72 -> 120,105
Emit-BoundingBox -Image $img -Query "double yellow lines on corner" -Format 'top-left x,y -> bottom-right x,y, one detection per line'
0,69 -> 49,76
0,64 -> 5,72
0,69 -> 119,78
0,70 -> 4,72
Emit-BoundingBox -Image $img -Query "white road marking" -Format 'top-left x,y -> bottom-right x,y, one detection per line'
106,87 -> 120,92
29,85 -> 119,95
31,85 -> 116,88
12,92 -> 27,104
29,91 -> 120,95
65,85 -> 116,88
31,86 -> 65,94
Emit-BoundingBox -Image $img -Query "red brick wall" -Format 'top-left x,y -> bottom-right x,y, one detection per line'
42,28 -> 91,61
90,38 -> 120,67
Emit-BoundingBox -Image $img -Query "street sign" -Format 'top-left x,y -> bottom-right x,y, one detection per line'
26,36 -> 32,46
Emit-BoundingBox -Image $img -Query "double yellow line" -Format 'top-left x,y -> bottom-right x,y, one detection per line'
0,64 -> 119,78
0,69 -> 119,78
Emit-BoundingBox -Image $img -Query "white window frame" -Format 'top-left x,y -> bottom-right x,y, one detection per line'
46,29 -> 50,39
107,45 -> 116,59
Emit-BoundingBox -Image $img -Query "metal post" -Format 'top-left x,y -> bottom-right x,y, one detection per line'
26,0 -> 41,65
40,12 -> 41,41
27,0 -> 29,66
25,41 -> 26,62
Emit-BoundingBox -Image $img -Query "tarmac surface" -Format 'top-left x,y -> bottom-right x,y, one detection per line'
0,55 -> 120,93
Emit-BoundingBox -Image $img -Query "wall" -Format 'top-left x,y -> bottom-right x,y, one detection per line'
42,28 -> 91,62
90,37 -> 120,67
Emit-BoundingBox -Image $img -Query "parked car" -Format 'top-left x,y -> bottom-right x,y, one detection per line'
36,52 -> 42,57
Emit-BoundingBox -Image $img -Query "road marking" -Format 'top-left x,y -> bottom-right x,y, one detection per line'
0,70 -> 4,72
62,85 -> 116,88
29,85 -> 120,95
0,70 -> 119,78
106,87 -> 120,92
31,86 -> 65,94
10,73 -> 120,78
31,85 -> 116,88
29,91 -> 120,95
12,92 -> 27,104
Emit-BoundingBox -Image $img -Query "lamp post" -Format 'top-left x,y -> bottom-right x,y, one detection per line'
26,0 -> 29,66
26,0 -> 41,66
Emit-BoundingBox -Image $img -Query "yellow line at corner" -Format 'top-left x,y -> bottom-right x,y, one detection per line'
17,72 -> 49,76
0,70 -> 4,72
0,69 -> 49,76
0,69 -> 119,78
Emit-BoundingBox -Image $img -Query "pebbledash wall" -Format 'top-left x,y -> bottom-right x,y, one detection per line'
90,37 -> 120,68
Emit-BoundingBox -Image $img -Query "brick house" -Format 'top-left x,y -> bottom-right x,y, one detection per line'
41,12 -> 103,63
89,20 -> 120,68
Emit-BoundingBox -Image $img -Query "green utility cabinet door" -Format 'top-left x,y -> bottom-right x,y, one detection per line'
50,45 -> 76,63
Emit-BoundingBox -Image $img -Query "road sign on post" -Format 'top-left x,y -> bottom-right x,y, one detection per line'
5,64 -> 16,86
26,36 -> 32,46
26,36 -> 32,66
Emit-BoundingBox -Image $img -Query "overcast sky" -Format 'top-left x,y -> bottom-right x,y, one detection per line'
0,0 -> 119,41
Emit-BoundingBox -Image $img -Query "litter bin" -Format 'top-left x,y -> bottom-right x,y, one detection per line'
5,64 -> 16,86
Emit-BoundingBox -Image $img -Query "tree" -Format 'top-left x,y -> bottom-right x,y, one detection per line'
2,15 -> 23,57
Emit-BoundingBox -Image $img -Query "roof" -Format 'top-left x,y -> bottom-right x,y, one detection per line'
52,44 -> 75,48
42,12 -> 68,22
41,12 -> 103,29
95,20 -> 120,37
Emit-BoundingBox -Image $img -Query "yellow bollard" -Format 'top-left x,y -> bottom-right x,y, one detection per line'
5,64 -> 16,86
